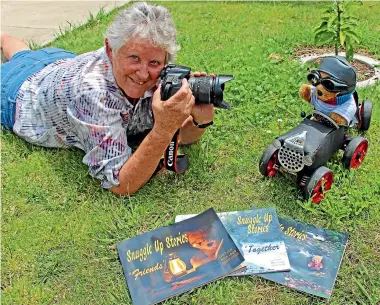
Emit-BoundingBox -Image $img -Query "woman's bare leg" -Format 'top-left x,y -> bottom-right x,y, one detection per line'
1,33 -> 30,61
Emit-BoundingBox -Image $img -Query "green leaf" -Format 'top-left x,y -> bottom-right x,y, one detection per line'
353,277 -> 375,305
340,31 -> 346,46
345,30 -> 361,43
328,14 -> 338,28
345,37 -> 354,61
341,17 -> 357,24
341,24 -> 355,31
314,21 -> 328,32
351,16 -> 360,22
321,13 -> 331,20
314,27 -> 329,36
346,47 -> 354,61
360,263 -> 374,287
315,31 -> 335,44
341,17 -> 359,26
344,0 -> 362,9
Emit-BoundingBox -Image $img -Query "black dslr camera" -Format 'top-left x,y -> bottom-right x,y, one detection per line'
160,64 -> 233,109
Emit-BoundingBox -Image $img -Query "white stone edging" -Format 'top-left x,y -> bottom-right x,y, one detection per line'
299,52 -> 380,88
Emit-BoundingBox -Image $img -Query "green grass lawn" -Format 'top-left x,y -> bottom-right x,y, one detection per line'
2,2 -> 380,304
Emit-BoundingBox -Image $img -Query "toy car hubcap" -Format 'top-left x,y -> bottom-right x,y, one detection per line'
267,153 -> 278,177
350,141 -> 368,169
312,172 -> 333,204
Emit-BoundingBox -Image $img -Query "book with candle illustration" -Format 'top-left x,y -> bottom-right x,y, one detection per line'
258,217 -> 348,299
117,208 -> 245,305
175,208 -> 290,275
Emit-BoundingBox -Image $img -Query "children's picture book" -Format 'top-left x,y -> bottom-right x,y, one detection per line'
175,208 -> 290,275
259,217 -> 349,299
117,208 -> 245,305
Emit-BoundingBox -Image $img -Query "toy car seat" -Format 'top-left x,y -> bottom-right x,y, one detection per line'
353,91 -> 373,131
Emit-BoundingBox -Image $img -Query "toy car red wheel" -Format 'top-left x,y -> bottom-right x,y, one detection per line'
259,144 -> 280,177
303,166 -> 333,204
358,100 -> 372,131
342,137 -> 368,169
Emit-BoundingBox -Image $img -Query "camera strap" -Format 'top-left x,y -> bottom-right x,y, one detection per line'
156,129 -> 189,174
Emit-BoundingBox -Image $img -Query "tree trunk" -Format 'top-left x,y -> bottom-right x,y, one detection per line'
336,1 -> 341,56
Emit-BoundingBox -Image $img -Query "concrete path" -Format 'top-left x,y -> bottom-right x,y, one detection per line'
1,1 -> 129,46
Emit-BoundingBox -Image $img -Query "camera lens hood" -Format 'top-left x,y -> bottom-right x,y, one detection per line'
213,75 -> 233,109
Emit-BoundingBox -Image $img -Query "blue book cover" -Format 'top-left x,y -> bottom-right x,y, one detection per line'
117,208 -> 245,305
259,217 -> 349,299
176,208 -> 290,275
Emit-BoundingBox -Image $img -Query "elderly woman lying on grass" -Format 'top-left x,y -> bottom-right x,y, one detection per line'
1,2 -> 214,195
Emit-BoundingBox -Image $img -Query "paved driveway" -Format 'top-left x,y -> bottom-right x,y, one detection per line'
1,1 -> 129,46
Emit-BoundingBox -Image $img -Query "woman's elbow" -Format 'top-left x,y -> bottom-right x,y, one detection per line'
109,183 -> 139,196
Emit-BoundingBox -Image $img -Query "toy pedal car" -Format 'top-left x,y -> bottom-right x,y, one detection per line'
259,92 -> 372,204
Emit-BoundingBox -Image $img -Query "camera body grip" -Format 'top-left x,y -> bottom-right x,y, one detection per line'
160,64 -> 191,101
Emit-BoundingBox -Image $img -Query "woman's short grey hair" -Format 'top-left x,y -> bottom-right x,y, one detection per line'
105,2 -> 180,63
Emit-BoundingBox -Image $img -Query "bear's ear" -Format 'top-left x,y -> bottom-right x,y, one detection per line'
299,84 -> 312,102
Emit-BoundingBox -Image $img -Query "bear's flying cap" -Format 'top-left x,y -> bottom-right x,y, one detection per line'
316,56 -> 357,95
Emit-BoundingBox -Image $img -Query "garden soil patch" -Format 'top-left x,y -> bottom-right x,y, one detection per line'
294,46 -> 376,82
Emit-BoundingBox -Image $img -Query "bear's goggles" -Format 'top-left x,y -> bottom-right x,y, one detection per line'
307,70 -> 348,92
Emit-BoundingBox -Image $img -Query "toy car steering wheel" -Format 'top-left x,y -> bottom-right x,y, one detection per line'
312,110 -> 339,129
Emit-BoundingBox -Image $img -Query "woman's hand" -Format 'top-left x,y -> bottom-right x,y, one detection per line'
190,71 -> 215,124
152,78 -> 195,137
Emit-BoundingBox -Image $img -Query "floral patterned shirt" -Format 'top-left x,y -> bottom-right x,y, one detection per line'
13,47 -> 155,189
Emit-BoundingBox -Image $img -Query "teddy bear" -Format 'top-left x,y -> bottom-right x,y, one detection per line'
186,229 -> 223,269
308,255 -> 324,270
299,55 -> 358,126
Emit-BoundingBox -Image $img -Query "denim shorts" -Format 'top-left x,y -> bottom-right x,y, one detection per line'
1,48 -> 77,129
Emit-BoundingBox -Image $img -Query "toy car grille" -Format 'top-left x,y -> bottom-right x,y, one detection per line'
278,147 -> 304,172
278,131 -> 307,173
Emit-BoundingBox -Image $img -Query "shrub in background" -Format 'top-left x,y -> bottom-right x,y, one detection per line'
314,0 -> 362,61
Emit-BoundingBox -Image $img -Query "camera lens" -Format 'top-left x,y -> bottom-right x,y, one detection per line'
188,76 -> 213,104
188,75 -> 233,109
